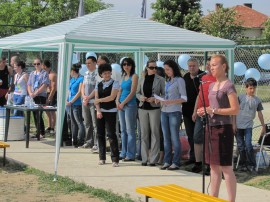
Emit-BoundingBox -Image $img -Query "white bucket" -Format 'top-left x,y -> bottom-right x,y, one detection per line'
0,116 -> 24,141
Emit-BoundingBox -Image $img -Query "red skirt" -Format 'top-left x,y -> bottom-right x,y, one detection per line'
205,124 -> 234,166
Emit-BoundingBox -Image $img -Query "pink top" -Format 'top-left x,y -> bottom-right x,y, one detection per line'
208,80 -> 236,126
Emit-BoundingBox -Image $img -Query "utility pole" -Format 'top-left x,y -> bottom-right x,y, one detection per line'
141,0 -> 147,18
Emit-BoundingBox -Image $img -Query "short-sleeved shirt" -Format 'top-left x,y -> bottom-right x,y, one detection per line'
236,94 -> 263,129
95,79 -> 120,112
83,70 -> 98,104
68,75 -> 84,106
161,77 -> 187,113
27,69 -> 50,97
208,80 -> 236,126
197,74 -> 216,109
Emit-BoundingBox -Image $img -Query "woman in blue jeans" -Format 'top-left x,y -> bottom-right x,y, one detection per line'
67,64 -> 85,148
116,58 -> 138,161
13,61 -> 28,116
158,60 -> 187,170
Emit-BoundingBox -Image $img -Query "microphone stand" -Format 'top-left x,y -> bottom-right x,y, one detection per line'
198,78 -> 210,194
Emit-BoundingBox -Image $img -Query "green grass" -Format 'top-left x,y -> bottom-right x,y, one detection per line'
24,167 -> 134,202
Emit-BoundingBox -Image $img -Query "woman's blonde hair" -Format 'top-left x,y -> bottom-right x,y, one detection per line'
211,54 -> 229,74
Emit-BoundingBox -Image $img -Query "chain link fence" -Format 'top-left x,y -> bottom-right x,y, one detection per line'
3,47 -> 270,140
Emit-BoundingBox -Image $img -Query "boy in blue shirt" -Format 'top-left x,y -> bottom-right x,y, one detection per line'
236,78 -> 266,172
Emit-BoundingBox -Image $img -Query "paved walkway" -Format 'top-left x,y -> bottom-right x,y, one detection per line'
5,140 -> 270,202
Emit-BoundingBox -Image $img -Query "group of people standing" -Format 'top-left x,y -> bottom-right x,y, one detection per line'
0,56 -> 57,138
66,53 -> 242,201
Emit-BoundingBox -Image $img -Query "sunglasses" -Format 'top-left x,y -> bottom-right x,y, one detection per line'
148,66 -> 157,70
33,63 -> 40,66
123,63 -> 131,66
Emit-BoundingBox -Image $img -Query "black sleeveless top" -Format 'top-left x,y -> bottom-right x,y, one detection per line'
98,81 -> 116,110
0,65 -> 9,89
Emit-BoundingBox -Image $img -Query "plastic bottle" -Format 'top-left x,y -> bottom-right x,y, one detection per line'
7,94 -> 12,105
25,96 -> 30,107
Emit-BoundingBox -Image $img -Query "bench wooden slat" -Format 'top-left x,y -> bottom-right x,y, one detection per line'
0,141 -> 10,166
136,184 -> 228,202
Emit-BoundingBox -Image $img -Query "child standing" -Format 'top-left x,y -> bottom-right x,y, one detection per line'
236,78 -> 266,172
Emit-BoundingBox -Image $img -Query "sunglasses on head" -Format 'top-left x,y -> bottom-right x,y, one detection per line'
123,63 -> 131,66
33,63 -> 40,66
148,66 -> 157,70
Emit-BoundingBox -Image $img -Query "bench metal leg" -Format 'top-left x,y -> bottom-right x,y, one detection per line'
3,148 -> 6,166
146,196 -> 150,202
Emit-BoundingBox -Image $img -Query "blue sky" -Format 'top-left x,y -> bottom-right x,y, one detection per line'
101,0 -> 270,18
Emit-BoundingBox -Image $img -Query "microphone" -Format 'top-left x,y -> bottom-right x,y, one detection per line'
196,70 -> 209,78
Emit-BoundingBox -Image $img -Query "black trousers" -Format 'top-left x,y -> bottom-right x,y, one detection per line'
183,116 -> 195,161
97,112 -> 119,163
33,96 -> 46,135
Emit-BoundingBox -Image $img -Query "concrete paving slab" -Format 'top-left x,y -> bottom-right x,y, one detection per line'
5,140 -> 270,202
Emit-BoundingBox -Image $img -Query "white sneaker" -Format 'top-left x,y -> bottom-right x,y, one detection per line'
78,143 -> 91,149
91,145 -> 99,153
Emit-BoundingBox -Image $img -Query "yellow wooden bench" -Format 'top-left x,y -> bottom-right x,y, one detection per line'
0,141 -> 10,166
136,184 -> 228,202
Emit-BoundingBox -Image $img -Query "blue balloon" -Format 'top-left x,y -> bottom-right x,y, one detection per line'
258,54 -> 270,70
178,54 -> 191,70
85,51 -> 97,60
156,60 -> 164,68
245,68 -> 261,81
234,62 -> 247,76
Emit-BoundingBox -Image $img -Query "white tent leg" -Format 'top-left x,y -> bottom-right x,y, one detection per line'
54,42 -> 74,181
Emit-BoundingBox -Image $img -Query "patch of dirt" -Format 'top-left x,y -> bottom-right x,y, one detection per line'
0,167 -> 102,202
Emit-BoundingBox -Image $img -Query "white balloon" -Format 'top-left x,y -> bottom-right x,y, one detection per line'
178,54 -> 191,70
156,60 -> 164,68
72,53 -> 79,64
234,62 -> 247,76
79,64 -> 87,76
144,55 -> 149,65
85,51 -> 97,60
111,63 -> 122,73
245,68 -> 261,81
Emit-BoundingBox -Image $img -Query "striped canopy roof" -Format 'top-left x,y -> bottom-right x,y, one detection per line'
0,8 -> 235,52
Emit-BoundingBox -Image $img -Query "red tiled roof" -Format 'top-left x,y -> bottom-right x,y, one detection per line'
232,5 -> 269,28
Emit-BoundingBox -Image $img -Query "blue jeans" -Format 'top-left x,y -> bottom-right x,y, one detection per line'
119,103 -> 137,159
161,111 -> 182,167
13,94 -> 25,116
236,128 -> 256,166
71,105 -> 85,146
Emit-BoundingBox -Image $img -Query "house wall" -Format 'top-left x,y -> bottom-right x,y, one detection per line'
243,28 -> 263,38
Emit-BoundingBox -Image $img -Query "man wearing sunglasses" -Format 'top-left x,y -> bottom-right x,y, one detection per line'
27,58 -> 50,139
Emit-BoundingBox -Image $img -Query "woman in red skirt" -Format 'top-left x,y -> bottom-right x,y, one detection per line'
197,54 -> 239,202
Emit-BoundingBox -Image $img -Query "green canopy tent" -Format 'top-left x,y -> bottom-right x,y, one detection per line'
0,8 -> 235,180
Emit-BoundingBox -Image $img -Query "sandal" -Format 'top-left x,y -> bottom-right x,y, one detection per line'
112,162 -> 119,167
98,160 -> 105,165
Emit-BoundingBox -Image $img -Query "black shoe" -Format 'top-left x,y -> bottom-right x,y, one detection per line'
204,165 -> 211,176
191,163 -> 202,173
141,162 -> 147,166
247,166 -> 257,173
149,163 -> 156,167
182,160 -> 195,166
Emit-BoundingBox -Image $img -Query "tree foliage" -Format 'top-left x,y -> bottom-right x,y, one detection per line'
201,7 -> 243,41
151,0 -> 202,31
262,19 -> 270,43
0,0 -> 110,38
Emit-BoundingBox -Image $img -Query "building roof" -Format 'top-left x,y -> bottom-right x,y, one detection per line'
232,5 -> 268,29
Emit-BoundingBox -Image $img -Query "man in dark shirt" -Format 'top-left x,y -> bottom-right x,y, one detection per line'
0,57 -> 13,106
182,58 -> 203,165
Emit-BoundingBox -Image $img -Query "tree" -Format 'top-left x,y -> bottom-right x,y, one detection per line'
151,0 -> 202,31
201,7 -> 243,41
0,0 -> 111,38
262,19 -> 270,43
